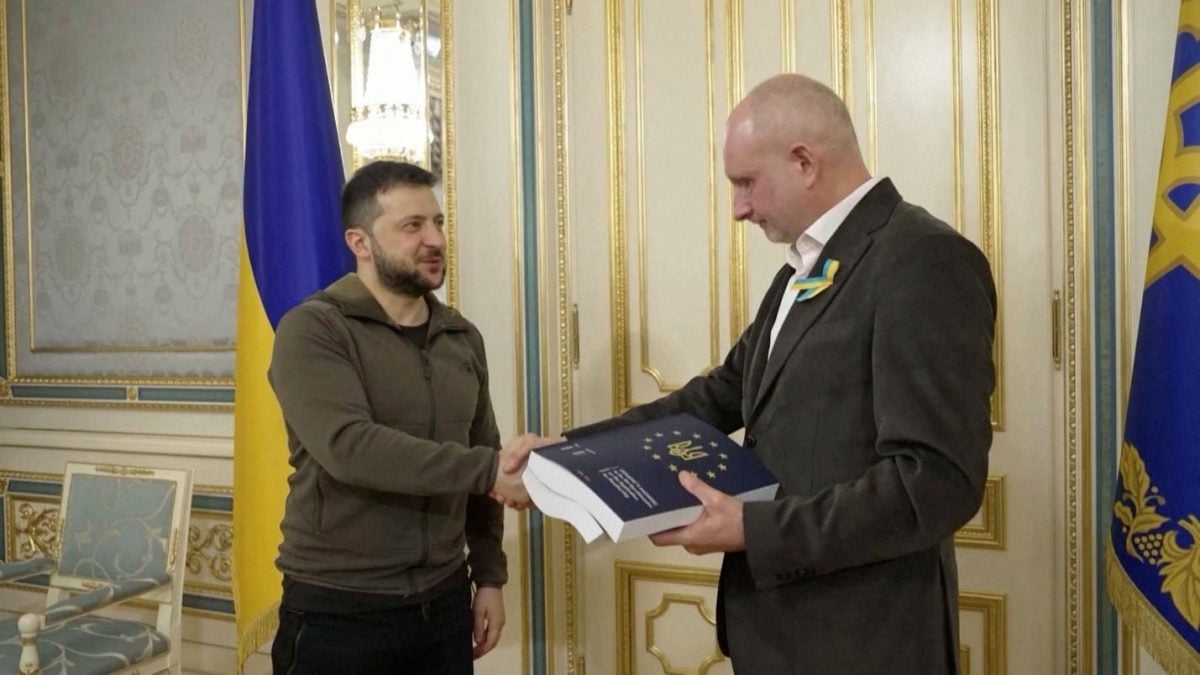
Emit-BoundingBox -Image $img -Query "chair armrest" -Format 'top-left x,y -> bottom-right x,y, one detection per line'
41,573 -> 172,628
0,556 -> 54,582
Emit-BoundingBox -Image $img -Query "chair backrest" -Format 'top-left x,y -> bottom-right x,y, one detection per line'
48,463 -> 193,629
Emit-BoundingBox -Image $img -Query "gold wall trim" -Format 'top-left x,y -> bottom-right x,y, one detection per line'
1114,0 -> 1131,408
554,0 -> 573,437
30,344 -> 234,355
864,0 -> 877,173
634,0 -> 720,392
606,0 -> 629,413
535,5 -> 551,441
562,524 -> 579,675
704,1 -> 720,378
552,1 -> 579,671
327,0 -> 338,137
959,590 -> 1007,675
955,475 -> 1005,549
1062,0 -> 1092,672
1115,2 -> 1137,672
0,470 -> 62,483
780,0 -> 796,72
961,645 -> 971,675
443,0 -> 459,308
727,0 -> 748,339
510,0 -> 527,435
532,6 -> 555,673
1121,624 -> 1137,675
645,593 -> 725,675
4,375 -> 233,387
508,1 -> 532,672
196,484 -> 234,496
830,0 -> 851,106
615,561 -> 719,675
0,398 -> 231,413
2,0 -> 14,383
518,514 -> 532,675
976,0 -> 1005,429
951,0 -> 965,234
19,0 -> 32,357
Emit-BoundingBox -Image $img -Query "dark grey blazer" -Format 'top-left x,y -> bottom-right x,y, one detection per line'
571,179 -> 996,674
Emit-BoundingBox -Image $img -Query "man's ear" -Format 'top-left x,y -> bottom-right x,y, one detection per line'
345,227 -> 371,260
789,142 -> 819,188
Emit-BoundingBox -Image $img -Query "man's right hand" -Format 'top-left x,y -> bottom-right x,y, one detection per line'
491,434 -> 565,508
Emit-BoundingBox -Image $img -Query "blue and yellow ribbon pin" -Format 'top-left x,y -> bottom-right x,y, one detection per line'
790,259 -> 840,302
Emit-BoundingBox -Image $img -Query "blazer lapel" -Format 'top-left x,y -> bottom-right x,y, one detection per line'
745,264 -> 795,401
749,179 -> 902,420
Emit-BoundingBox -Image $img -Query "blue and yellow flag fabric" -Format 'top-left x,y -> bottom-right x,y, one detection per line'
234,1 -> 349,670
1107,2 -> 1200,672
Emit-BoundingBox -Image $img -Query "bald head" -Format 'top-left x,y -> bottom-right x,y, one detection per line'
731,74 -> 862,162
723,74 -> 872,243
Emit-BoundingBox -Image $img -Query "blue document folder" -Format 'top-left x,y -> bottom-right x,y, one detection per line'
525,413 -> 778,542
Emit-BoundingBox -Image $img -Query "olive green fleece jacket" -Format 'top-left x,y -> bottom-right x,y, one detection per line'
269,273 -> 506,595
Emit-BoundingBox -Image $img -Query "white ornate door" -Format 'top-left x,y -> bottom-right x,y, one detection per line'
534,1 -> 1081,674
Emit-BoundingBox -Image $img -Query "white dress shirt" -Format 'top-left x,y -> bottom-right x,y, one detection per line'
767,176 -> 884,355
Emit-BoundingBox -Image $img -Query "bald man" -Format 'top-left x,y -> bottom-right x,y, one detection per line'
567,74 -> 995,672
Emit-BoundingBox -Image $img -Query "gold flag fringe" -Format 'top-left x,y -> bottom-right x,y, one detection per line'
236,603 -> 280,675
1106,544 -> 1200,675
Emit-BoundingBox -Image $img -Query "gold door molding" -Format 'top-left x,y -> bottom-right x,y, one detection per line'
956,475 -> 1006,550
615,561 -> 722,675
959,590 -> 1008,675
1060,0 -> 1093,672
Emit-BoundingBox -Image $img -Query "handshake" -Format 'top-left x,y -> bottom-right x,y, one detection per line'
489,433 -> 564,509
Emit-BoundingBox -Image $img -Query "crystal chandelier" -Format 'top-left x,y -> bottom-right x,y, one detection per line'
345,7 -> 428,164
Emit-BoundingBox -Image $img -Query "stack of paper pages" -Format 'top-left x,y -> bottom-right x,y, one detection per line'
524,413 -> 779,543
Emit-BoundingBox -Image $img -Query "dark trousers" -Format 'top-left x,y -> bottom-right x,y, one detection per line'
271,584 -> 473,674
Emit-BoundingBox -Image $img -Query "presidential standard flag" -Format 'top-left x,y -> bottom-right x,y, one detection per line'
234,0 -> 349,670
1107,2 -> 1200,672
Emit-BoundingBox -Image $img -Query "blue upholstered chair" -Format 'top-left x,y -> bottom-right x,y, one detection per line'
0,463 -> 193,674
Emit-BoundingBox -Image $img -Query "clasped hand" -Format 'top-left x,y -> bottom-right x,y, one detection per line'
489,434 -> 563,509
489,440 -> 747,556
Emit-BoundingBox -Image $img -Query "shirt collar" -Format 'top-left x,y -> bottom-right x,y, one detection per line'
785,176 -> 884,273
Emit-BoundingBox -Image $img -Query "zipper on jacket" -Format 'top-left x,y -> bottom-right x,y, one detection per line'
419,351 -> 434,565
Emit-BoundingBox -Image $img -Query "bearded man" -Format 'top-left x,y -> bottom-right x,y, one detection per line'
267,161 -> 544,674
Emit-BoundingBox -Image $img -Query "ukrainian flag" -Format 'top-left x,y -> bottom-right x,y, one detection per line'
234,1 -> 349,670
1107,1 -> 1200,671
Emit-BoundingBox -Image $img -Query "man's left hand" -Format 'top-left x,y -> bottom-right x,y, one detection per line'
649,471 -> 746,554
472,586 -> 505,659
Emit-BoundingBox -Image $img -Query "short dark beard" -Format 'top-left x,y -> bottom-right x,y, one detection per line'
370,238 -> 444,297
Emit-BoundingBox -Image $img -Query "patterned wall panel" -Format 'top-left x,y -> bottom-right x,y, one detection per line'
1,0 -> 246,406
0,470 -> 234,618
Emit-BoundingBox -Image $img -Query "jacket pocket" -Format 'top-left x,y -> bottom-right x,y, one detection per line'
316,470 -> 424,554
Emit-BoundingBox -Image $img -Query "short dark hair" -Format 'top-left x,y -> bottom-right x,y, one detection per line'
341,160 -> 437,232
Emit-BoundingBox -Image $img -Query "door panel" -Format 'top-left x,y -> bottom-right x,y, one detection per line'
545,1 -> 1067,673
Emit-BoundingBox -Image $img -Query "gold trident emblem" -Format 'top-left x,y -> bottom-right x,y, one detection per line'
667,440 -> 708,462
